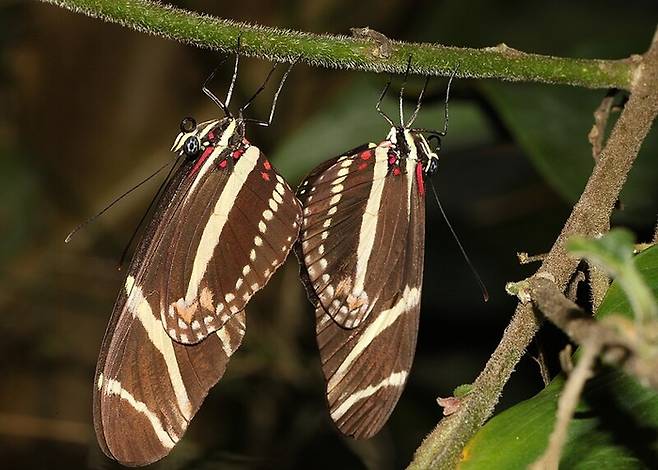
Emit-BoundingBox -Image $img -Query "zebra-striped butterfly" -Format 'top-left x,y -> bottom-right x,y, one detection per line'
295,64 -> 456,438
93,55 -> 301,466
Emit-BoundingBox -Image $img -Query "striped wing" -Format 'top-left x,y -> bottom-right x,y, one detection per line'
314,160 -> 425,437
94,277 -> 246,466
156,145 -> 301,344
94,142 -> 299,465
296,141 -> 410,328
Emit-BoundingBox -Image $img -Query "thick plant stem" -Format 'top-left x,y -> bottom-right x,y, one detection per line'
40,0 -> 635,89
408,26 -> 658,470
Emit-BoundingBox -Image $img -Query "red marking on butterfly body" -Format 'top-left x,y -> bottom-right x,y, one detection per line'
415,162 -> 425,196
190,146 -> 215,175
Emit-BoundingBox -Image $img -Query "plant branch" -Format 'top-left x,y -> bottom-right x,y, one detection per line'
526,277 -> 658,390
40,0 -> 636,89
409,26 -> 658,470
531,339 -> 600,470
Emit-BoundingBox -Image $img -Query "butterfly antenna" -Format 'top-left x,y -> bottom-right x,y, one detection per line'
65,159 -> 175,244
429,179 -> 489,302
117,155 -> 184,269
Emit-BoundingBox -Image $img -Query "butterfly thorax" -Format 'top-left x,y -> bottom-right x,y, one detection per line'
385,127 -> 439,191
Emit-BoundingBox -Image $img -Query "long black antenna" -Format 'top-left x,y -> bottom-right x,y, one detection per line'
64,159 -> 175,244
429,179 -> 489,302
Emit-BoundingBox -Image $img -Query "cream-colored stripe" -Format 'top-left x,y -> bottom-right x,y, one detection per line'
215,327 -> 233,357
327,285 -> 420,391
185,144 -> 260,303
353,148 -> 389,293
330,370 -> 408,421
125,276 -> 192,420
403,130 -> 417,217
104,378 -> 176,449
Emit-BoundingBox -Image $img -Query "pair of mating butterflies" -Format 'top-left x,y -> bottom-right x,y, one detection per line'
93,61 -> 452,466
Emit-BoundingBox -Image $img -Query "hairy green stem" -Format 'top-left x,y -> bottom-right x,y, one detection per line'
41,0 -> 635,89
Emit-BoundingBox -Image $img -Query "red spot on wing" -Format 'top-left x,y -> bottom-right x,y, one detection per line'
263,160 -> 272,170
358,161 -> 368,171
261,172 -> 270,181
359,150 -> 372,160
207,131 -> 215,140
416,161 -> 425,196
232,149 -> 244,159
219,159 -> 228,169
190,146 -> 215,175
392,167 -> 401,176
388,155 -> 397,165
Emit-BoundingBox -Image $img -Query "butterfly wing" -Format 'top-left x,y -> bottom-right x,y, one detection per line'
296,142 -> 410,329
158,144 -> 301,344
94,132 -> 300,464
299,144 -> 426,438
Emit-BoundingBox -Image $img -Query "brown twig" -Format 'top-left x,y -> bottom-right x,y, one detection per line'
588,90 -> 617,161
531,339 -> 601,470
517,251 -> 547,265
527,277 -> 658,390
408,26 -> 658,470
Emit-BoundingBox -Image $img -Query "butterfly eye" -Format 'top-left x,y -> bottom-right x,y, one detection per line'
180,117 -> 197,133
183,136 -> 201,156
425,157 -> 439,176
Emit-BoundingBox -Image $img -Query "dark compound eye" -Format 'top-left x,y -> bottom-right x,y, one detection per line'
180,117 -> 197,133
183,136 -> 201,156
425,158 -> 439,176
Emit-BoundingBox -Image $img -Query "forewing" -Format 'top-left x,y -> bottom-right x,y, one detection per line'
315,158 -> 426,438
157,146 -> 301,344
296,141 -> 408,329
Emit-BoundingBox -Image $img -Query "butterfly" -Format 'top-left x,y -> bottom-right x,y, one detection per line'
295,62 -> 458,438
92,54 -> 301,466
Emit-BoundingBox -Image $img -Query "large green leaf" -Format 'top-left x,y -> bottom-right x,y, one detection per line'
460,245 -> 658,469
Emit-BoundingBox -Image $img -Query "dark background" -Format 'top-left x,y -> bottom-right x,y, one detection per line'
1,1 -> 657,468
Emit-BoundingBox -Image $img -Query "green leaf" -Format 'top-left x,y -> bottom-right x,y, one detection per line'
568,229 -> 658,323
460,245 -> 658,469
479,83 -> 658,227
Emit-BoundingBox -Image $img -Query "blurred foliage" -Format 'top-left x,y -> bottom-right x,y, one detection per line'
461,244 -> 658,469
0,0 -> 656,469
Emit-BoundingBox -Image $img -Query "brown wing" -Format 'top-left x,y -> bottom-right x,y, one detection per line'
94,276 -> 246,466
296,141 -> 409,329
314,157 -> 426,438
150,145 -> 301,344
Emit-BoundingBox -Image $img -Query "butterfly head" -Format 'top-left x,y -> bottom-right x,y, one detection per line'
388,127 -> 440,178
171,117 -> 243,157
